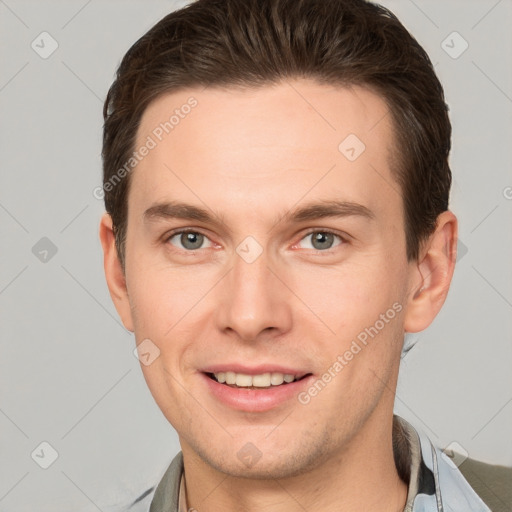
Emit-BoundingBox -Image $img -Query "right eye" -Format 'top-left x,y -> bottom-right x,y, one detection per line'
166,230 -> 214,251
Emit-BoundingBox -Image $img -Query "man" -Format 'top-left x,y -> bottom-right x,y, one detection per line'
98,0 -> 504,510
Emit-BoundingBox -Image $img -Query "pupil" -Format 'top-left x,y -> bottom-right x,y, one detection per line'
182,232 -> 203,250
313,232 -> 333,250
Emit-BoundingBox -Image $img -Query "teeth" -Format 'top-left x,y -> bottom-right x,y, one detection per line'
252,373 -> 271,387
213,371 -> 297,387
270,372 -> 284,385
235,374 -> 253,387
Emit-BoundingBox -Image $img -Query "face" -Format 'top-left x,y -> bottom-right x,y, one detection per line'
108,80 -> 421,478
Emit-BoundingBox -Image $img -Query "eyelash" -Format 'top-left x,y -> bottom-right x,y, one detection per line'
164,228 -> 348,253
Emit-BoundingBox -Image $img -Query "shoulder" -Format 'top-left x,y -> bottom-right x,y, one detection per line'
127,452 -> 184,512
396,416 -> 494,511
130,452 -> 183,512
457,457 -> 512,512
126,485 -> 156,511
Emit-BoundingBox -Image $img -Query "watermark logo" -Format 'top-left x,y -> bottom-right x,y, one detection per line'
456,238 -> 469,262
31,32 -> 58,59
31,441 -> 59,469
133,338 -> 161,366
338,134 -> 366,162
32,237 -> 58,263
441,31 -> 469,60
442,441 -> 469,468
236,236 -> 264,264
237,442 -> 263,468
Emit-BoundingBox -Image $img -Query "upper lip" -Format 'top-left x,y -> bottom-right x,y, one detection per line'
200,364 -> 310,378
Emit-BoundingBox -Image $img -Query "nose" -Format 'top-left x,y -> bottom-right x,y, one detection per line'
215,248 -> 293,343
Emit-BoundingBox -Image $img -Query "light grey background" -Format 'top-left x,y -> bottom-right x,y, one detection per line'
1,0 -> 511,511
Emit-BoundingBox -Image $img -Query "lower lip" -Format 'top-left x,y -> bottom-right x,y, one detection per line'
201,373 -> 314,412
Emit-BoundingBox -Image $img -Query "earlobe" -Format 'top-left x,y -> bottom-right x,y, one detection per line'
98,213 -> 134,332
403,210 -> 458,333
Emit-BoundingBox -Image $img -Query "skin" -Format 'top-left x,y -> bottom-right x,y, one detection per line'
100,79 -> 457,511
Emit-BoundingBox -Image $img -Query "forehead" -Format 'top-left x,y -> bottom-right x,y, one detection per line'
130,80 -> 401,226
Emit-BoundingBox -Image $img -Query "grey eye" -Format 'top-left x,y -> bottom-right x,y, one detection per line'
169,231 -> 210,250
311,232 -> 335,250
298,231 -> 342,251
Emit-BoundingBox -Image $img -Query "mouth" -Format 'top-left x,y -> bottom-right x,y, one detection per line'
200,364 -> 314,411
206,371 -> 311,389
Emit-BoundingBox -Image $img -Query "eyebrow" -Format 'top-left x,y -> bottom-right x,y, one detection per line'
143,199 -> 375,228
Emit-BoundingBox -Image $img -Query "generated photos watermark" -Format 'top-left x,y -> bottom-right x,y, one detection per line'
298,301 -> 403,405
93,96 -> 198,200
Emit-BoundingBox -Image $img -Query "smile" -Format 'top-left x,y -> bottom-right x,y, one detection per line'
208,371 -> 307,388
201,368 -> 314,412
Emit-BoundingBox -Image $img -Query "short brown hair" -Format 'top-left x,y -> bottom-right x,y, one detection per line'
102,0 -> 451,270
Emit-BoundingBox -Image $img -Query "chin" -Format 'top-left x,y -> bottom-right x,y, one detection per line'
188,432 -> 335,480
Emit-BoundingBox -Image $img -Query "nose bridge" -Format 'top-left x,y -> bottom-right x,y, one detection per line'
216,245 -> 291,340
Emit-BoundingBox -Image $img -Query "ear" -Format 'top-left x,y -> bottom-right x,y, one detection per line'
403,210 -> 458,333
98,213 -> 134,332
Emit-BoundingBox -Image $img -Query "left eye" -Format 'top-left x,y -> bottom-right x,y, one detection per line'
167,231 -> 213,251
297,231 -> 344,251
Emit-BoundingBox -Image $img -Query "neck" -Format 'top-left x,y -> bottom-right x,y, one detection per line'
181,409 -> 408,512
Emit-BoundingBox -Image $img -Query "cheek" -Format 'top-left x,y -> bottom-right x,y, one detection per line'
287,257 -> 402,334
138,357 -> 193,433
286,258 -> 406,389
126,252 -> 212,337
